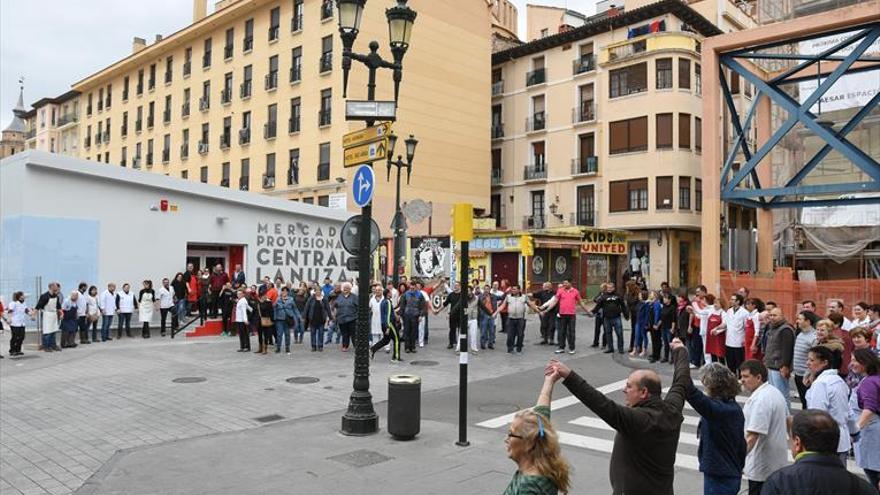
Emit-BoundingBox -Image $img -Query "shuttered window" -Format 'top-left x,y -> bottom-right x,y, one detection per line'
695,117 -> 702,151
695,179 -> 703,211
656,113 -> 673,149
609,116 -> 648,154
679,113 -> 691,149
609,63 -> 647,98
678,59 -> 691,89
609,178 -> 648,212
656,176 -> 673,209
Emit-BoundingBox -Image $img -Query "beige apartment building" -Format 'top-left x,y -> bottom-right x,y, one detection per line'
20,90 -> 81,156
489,0 -> 756,291
68,0 -> 491,237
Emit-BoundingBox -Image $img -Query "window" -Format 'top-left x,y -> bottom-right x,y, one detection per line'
165,56 -> 173,84
269,7 -> 280,41
148,64 -> 156,90
265,104 -> 277,139
730,71 -> 740,94
242,64 -> 253,98
98,88 -> 104,112
123,76 -> 130,100
609,63 -> 647,98
106,84 -> 112,109
225,28 -> 234,59
223,72 -> 233,104
678,59 -> 691,89
184,47 -> 192,76
266,55 -> 279,90
302,197 -> 314,205
540,28 -> 549,38
222,162 -> 231,187
240,110 -> 252,144
290,47 -> 302,82
121,111 -> 128,137
240,158 -> 250,190
162,134 -> 170,162
530,191 -> 545,228
182,88 -> 191,117
679,113 -> 691,149
147,101 -> 155,128
201,80 -> 211,110
135,106 -> 143,132
181,170 -> 188,179
137,69 -> 144,95
319,88 -> 331,126
292,0 -> 304,32
531,141 -> 545,167
288,148 -> 300,185
318,142 -> 330,181
656,58 -> 672,89
134,141 -> 141,166
243,19 -> 254,52
609,178 -> 648,212
321,0 -> 333,20
656,176 -> 673,209
695,179 -> 702,211
576,185 -> 595,226
318,195 -> 330,207
200,122 -> 209,153
146,138 -> 154,166
526,57 -> 545,86
221,116 -> 232,148
609,116 -> 648,154
181,129 -> 189,159
163,95 -> 172,123
121,146 -> 127,167
320,36 -> 333,72
656,113 -> 673,149
679,176 -> 691,210
695,117 -> 702,151
265,152 -> 276,188
289,97 -> 301,133
200,166 -> 208,183
695,63 -> 702,96
490,194 -> 502,227
203,38 -> 212,68
87,93 -> 93,115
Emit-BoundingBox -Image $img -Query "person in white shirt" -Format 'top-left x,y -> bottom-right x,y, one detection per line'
116,283 -> 137,339
852,302 -> 871,328
714,293 -> 750,375
369,284 -> 384,345
6,291 -> 33,356
157,278 -> 174,337
98,283 -> 118,342
86,286 -> 100,342
805,345 -> 858,466
741,359 -> 790,495
234,290 -> 252,352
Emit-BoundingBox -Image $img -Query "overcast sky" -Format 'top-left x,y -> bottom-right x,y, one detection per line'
0,0 -> 598,130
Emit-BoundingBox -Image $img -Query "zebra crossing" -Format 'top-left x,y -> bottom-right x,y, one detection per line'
477,377 -> 863,474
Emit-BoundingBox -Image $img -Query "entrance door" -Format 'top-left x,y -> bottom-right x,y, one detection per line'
186,244 -> 231,276
491,252 -> 519,286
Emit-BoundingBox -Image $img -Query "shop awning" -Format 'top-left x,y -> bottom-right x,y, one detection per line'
534,239 -> 584,250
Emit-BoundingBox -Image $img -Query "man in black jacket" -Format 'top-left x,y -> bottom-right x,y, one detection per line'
592,283 -> 629,354
546,341 -> 690,495
761,409 -> 876,494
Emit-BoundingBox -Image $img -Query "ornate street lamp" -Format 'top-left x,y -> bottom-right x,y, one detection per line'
386,133 -> 418,286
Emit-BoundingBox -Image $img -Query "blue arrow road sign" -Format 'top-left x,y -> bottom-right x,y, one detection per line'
352,165 -> 375,208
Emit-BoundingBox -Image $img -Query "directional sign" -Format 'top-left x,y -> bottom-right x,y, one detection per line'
352,165 -> 375,208
345,100 -> 397,122
343,138 -> 388,168
343,122 -> 392,148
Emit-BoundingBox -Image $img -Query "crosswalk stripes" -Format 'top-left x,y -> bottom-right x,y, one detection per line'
478,378 -> 862,475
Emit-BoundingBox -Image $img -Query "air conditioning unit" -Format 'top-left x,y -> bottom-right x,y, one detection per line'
263,175 -> 276,188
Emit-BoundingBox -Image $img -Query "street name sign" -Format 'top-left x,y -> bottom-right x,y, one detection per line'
345,100 -> 397,121
343,139 -> 389,168
342,122 -> 392,148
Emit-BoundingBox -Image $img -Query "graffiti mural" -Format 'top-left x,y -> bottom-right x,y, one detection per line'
410,237 -> 451,279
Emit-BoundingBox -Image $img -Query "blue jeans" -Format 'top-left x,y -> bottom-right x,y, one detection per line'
324,320 -> 339,344
42,332 -> 57,349
661,326 -> 672,358
175,299 -> 187,324
603,316 -> 623,352
292,314 -> 304,342
768,369 -> 791,412
703,474 -> 741,495
635,323 -> 648,350
275,320 -> 290,351
101,315 -> 114,341
480,314 -> 495,347
310,325 -> 325,349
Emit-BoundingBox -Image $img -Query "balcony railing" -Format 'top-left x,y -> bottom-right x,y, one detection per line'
572,101 -> 595,123
526,68 -> 546,87
491,168 -> 502,186
525,112 -> 546,132
136,84 -> 143,96
221,88 -> 232,104
146,152 -> 154,166
202,52 -> 212,69
165,71 -> 172,84
265,72 -> 278,90
289,117 -> 301,134
607,39 -> 647,62
162,149 -> 170,163
291,13 -> 303,32
263,174 -> 276,189
491,124 -> 504,139
264,122 -> 277,139
224,45 -> 233,60
220,133 -> 231,149
183,61 -> 191,77
239,176 -> 250,191
523,164 -> 547,181
290,66 -> 302,83
103,132 -> 110,144
491,80 -> 504,96
321,0 -> 333,19
135,119 -> 143,132
163,110 -> 171,124
268,25 -> 280,42
570,211 -> 595,227
180,143 -> 189,159
240,81 -> 252,99
319,109 -> 331,127
84,136 -> 91,148
182,101 -> 190,117
243,36 -> 253,52
199,97 -> 210,112
571,156 -> 598,175
572,55 -> 596,75
57,113 -> 78,126
198,140 -> 209,154
239,128 -> 251,145
523,215 -> 546,230
121,125 -> 128,137
148,78 -> 155,91
320,53 -> 333,73
147,115 -> 154,128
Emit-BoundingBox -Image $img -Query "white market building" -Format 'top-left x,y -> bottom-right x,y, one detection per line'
1,151 -> 353,303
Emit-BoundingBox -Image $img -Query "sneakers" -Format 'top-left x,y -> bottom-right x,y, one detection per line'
554,349 -> 565,354
603,349 -> 614,354
568,349 -> 576,354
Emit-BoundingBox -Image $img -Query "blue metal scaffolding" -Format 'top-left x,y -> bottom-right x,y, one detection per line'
718,22 -> 880,209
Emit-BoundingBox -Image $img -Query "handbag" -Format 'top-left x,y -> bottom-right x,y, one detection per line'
257,305 -> 272,327
88,313 -> 99,323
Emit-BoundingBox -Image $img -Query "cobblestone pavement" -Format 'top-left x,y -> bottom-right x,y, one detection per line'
0,315 -> 579,495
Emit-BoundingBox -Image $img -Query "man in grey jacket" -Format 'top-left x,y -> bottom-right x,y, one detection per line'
333,282 -> 358,352
762,308 -> 795,409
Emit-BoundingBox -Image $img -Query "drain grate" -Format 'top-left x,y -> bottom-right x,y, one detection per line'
286,376 -> 320,384
410,360 -> 439,366
172,377 -> 207,384
253,414 -> 286,423
327,449 -> 394,468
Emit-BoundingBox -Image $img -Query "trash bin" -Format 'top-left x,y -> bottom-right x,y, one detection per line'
388,374 -> 421,440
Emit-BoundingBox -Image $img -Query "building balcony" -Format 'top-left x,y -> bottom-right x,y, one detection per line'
198,140 -> 209,154
491,124 -> 504,139
571,156 -> 598,175
181,102 -> 190,117
601,32 -> 701,65
572,55 -> 596,75
240,81 -> 252,99
163,110 -> 171,124
289,117 -> 301,134
224,45 -> 233,60
243,36 -> 254,52
121,125 -> 128,137
180,143 -> 189,159
264,122 -> 277,140
291,13 -> 303,32
263,174 -> 276,189
319,110 -> 331,127
135,120 -> 143,133
265,72 -> 278,91
219,133 -> 231,149
57,113 -> 78,127
526,68 -> 546,87
523,164 -> 547,181
290,66 -> 302,83
268,25 -> 280,42
147,115 -> 155,128
146,152 -> 154,167
84,136 -> 91,148
525,112 -> 546,133
183,61 -> 191,77
147,79 -> 155,92
221,88 -> 232,104
239,176 -> 250,191
239,128 -> 251,145
491,80 -> 504,96
570,211 -> 595,227
523,215 -> 546,230
321,0 -> 333,20
202,53 -> 211,69
164,71 -> 172,84
320,53 -> 333,73
103,132 -> 110,144
162,149 -> 170,163
199,97 -> 210,112
491,168 -> 502,186
220,178 -> 230,188
572,101 -> 595,123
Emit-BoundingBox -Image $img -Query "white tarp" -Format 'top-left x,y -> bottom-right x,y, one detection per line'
801,196 -> 880,227
798,32 -> 880,113
800,195 -> 880,263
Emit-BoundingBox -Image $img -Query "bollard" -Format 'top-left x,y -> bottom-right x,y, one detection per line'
387,374 -> 421,440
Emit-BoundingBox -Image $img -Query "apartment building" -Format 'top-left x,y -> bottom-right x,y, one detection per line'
69,0 -> 490,237
20,90 -> 81,156
489,0 -> 755,291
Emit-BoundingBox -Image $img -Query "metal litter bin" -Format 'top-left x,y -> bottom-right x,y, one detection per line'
388,374 -> 421,440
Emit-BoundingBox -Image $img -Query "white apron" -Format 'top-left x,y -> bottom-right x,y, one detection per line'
42,296 -> 60,335
139,292 -> 155,323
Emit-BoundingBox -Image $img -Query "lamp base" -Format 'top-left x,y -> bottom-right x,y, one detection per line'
341,414 -> 380,436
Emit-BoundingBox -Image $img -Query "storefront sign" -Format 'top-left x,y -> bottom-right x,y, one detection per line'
471,236 -> 521,252
581,229 -> 627,255
254,222 -> 348,283
473,218 -> 497,230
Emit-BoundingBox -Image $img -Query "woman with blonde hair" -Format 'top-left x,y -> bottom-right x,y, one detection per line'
503,372 -> 571,494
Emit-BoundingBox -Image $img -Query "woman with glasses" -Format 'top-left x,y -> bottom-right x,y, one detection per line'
503,370 -> 571,494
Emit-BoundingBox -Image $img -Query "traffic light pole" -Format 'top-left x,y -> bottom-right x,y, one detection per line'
456,239 -> 470,447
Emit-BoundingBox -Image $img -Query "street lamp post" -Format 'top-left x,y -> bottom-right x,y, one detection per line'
386,133 -> 418,287
336,0 -> 417,436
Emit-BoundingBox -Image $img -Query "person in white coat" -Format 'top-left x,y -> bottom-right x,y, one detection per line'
157,278 -> 174,337
98,283 -> 118,342
116,283 -> 137,339
806,345 -> 859,466
138,280 -> 156,338
34,282 -> 63,352
234,290 -> 252,352
368,284 -> 384,345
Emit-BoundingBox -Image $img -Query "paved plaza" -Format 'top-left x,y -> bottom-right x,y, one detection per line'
3,317 -> 708,494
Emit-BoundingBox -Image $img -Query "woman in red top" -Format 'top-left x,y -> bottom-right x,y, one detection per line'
744,298 -> 765,361
187,270 -> 200,316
